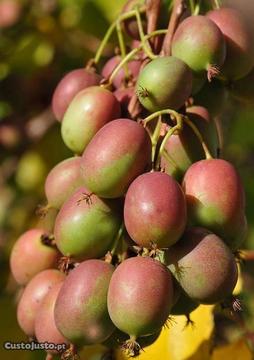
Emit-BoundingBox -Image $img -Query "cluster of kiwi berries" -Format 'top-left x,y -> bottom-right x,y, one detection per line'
10,0 -> 253,359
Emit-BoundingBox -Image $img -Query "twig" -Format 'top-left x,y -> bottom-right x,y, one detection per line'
161,0 -> 186,56
146,0 -> 161,51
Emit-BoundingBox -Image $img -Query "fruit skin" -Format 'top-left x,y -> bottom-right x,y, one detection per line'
136,56 -> 193,112
167,227 -> 238,304
182,158 -> 246,250
54,259 -> 115,346
45,156 -> 83,209
52,68 -> 102,121
10,229 -> 60,285
54,187 -> 122,260
161,106 -> 218,181
102,56 -> 141,89
17,269 -> 65,337
35,282 -> 69,355
61,86 -> 121,154
107,256 -> 174,337
81,118 -> 152,198
172,15 -> 226,76
207,8 -> 254,80
124,172 -> 187,248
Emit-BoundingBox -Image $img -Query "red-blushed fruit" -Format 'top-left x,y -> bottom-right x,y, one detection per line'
52,68 -> 102,121
167,227 -> 238,304
102,56 -> 141,88
182,159 -> 247,250
121,0 -> 146,40
34,282 -> 69,355
172,15 -> 226,79
136,56 -> 193,112
17,269 -> 65,337
54,187 -> 122,260
161,106 -> 218,180
0,0 -> 21,28
124,172 -> 187,248
10,229 -> 60,286
45,156 -> 83,209
107,256 -> 174,338
61,86 -> 121,154
81,119 -> 152,198
207,8 -> 254,80
54,259 -> 115,346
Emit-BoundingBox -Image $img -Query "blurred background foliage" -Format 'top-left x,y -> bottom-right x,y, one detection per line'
0,0 -> 254,359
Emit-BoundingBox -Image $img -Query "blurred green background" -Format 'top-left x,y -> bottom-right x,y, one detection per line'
1,0 -> 254,359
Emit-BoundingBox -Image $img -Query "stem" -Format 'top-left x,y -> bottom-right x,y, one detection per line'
157,113 -> 183,168
194,1 -> 200,15
94,9 -> 144,64
108,30 -> 167,85
161,0 -> 186,56
212,0 -> 220,9
111,223 -> 125,257
143,108 -> 180,126
151,116 -> 162,166
116,20 -> 129,79
146,0 -> 161,33
183,116 -> 213,159
189,0 -> 195,13
134,8 -> 157,59
146,0 -> 161,51
94,20 -> 116,64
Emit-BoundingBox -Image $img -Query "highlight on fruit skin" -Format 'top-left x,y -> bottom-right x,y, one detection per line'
171,15 -> 226,81
136,56 -> 193,112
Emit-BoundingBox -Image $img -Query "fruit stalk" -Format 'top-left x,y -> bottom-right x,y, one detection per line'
108,29 -> 167,85
93,8 -> 145,65
161,0 -> 186,56
183,115 -> 213,159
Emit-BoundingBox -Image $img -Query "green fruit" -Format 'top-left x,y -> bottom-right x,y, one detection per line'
172,15 -> 226,79
54,187 -> 122,260
136,56 -> 193,112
